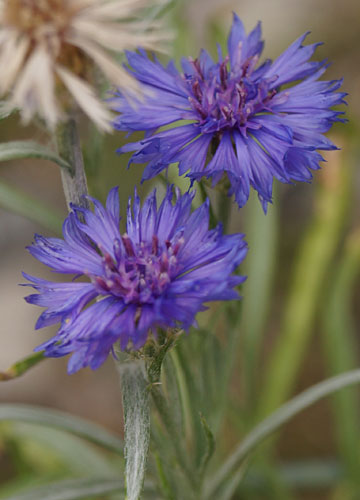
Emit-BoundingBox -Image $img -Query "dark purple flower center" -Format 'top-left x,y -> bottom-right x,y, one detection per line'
184,56 -> 276,134
91,234 -> 184,305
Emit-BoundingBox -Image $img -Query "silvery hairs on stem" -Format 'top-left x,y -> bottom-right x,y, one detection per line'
0,0 -> 169,131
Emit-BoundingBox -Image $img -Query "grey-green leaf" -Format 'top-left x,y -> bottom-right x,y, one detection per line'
199,414 -> 215,475
118,360 -> 150,500
0,404 -> 122,454
204,369 -> 360,499
0,141 -> 71,171
12,422 -> 118,477
2,478 -> 123,500
0,101 -> 15,120
0,180 -> 63,233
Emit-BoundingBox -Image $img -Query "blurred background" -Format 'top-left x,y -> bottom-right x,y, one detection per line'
1,0 -> 360,498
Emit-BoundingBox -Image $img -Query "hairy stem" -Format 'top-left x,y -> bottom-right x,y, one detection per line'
55,116 -> 89,210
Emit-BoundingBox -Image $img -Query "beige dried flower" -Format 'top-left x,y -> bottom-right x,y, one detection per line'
0,0 -> 167,131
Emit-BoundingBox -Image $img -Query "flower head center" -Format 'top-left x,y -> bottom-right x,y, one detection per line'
4,0 -> 78,55
185,56 -> 276,133
92,234 -> 184,305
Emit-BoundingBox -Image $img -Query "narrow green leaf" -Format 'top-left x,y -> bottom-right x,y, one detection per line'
1,477 -> 123,500
198,414 -> 215,476
322,230 -> 360,487
151,421 -> 188,500
278,460 -> 341,489
0,141 -> 71,171
216,464 -> 248,500
171,343 -> 205,462
211,302 -> 243,432
241,190 -> 278,411
0,101 -> 15,120
119,360 -> 150,500
153,451 -> 177,500
204,369 -> 360,499
0,404 -> 123,455
150,383 -> 197,492
0,180 -> 62,233
12,423 -> 118,476
0,352 -> 46,381
258,149 -> 351,420
162,355 -> 184,434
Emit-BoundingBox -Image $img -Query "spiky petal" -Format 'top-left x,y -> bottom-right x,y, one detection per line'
23,186 -> 247,373
113,14 -> 346,211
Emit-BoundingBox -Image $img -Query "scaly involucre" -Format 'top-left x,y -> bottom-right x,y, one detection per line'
113,14 -> 346,211
23,186 -> 247,373
0,0 -> 167,130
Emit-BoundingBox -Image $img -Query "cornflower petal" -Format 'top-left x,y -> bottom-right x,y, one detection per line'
24,186 -> 247,372
113,13 -> 346,210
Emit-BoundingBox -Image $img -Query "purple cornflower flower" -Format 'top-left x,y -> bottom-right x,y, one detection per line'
23,186 -> 247,373
112,14 -> 346,212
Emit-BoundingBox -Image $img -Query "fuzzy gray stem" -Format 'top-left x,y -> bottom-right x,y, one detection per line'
56,117 -> 89,210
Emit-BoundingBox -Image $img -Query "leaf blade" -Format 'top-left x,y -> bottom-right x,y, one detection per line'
0,180 -> 62,233
0,141 -> 71,171
204,368 -> 360,499
257,147 -> 351,420
1,477 -> 123,500
0,404 -> 123,455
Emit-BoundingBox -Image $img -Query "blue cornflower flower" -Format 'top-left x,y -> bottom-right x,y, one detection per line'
112,14 -> 346,211
23,186 -> 247,373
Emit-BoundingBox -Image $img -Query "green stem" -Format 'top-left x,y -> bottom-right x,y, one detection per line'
169,349 -> 194,449
55,116 -> 89,209
0,352 -> 46,381
204,369 -> 360,499
218,191 -> 232,233
198,181 -> 217,228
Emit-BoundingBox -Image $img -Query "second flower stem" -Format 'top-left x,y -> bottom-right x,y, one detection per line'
55,116 -> 89,210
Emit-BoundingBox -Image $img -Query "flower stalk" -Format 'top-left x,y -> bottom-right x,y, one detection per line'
55,115 -> 90,210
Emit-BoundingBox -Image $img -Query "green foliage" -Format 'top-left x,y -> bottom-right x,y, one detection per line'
0,405 -> 123,455
2,478 -> 124,500
0,141 -> 71,171
322,230 -> 360,492
0,181 -> 62,233
258,151 -> 352,421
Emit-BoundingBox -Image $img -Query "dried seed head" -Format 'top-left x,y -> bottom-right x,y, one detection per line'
0,0 -> 169,130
